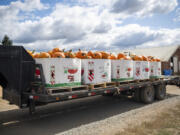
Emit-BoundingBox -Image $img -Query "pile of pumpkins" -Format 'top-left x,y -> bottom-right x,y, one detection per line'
27,48 -> 160,62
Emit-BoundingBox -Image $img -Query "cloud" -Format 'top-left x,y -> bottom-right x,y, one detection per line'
14,18 -> 86,44
111,0 -> 146,14
110,24 -> 180,49
16,23 -> 180,52
111,24 -> 159,48
111,0 -> 178,17
11,0 -> 49,12
0,0 -> 180,52
93,22 -> 112,33
73,0 -> 178,18
0,0 -> 48,20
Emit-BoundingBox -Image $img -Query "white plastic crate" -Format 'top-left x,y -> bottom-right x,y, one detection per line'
35,58 -> 81,87
133,61 -> 150,80
150,62 -> 161,78
111,60 -> 133,81
81,59 -> 111,84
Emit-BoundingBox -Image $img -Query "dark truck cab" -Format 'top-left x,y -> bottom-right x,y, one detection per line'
0,46 -> 180,114
0,46 -> 35,108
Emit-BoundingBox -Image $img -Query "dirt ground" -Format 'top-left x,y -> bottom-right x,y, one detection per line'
0,86 -> 18,111
116,102 -> 180,135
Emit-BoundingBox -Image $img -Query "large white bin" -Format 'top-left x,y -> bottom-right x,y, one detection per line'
35,58 -> 81,87
150,62 -> 161,78
111,60 -> 133,81
133,61 -> 150,80
81,59 -> 111,84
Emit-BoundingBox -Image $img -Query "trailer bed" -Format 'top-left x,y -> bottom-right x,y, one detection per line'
23,79 -> 171,104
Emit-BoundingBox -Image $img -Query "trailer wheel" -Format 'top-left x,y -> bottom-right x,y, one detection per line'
141,86 -> 155,104
133,88 -> 141,102
154,84 -> 166,100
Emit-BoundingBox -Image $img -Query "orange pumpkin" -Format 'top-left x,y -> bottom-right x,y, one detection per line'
69,52 -> 76,58
100,51 -> 110,59
87,56 -> 92,59
156,58 -> 160,62
117,53 -> 125,59
142,56 -> 148,61
87,51 -> 94,58
33,53 -> 40,58
124,56 -> 132,60
131,55 -> 142,61
93,52 -> 102,59
64,51 -> 69,58
53,52 -> 65,58
109,54 -> 117,60
52,48 -> 61,53
147,56 -> 153,61
27,50 -> 35,57
39,52 -> 51,58
48,50 -> 54,57
76,49 -> 87,59
65,50 -> 76,58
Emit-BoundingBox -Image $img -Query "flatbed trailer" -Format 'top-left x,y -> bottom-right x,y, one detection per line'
0,46 -> 179,114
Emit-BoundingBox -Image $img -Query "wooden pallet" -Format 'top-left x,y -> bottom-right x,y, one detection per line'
89,83 -> 106,90
106,82 -> 117,87
47,85 -> 88,95
116,80 -> 135,85
134,79 -> 150,83
150,78 -> 164,81
116,79 -> 154,85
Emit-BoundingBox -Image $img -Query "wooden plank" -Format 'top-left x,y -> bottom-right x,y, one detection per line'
116,79 -> 153,85
105,82 -> 117,87
150,78 -> 161,81
89,83 -> 106,90
47,85 -> 89,94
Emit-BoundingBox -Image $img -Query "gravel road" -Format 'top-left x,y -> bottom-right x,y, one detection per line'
0,85 -> 180,135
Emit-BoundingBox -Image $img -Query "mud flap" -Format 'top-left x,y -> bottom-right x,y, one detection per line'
3,89 -> 21,107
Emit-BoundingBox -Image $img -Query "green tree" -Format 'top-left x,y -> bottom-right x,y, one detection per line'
1,35 -> 13,46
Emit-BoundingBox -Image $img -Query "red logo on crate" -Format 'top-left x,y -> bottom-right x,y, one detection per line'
88,70 -> 94,81
50,65 -> 55,85
68,75 -> 74,82
81,69 -> 84,76
136,67 -> 140,76
127,68 -> 132,72
117,69 -> 120,75
151,69 -> 154,73
145,68 -> 149,72
68,69 -> 78,74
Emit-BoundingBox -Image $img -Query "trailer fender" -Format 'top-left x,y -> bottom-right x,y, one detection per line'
0,72 -> 8,89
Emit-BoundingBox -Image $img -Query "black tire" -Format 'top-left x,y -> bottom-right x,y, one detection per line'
154,84 -> 166,100
141,86 -> 155,104
133,88 -> 141,102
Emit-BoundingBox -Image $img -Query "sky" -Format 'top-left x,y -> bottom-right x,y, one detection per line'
0,0 -> 180,51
